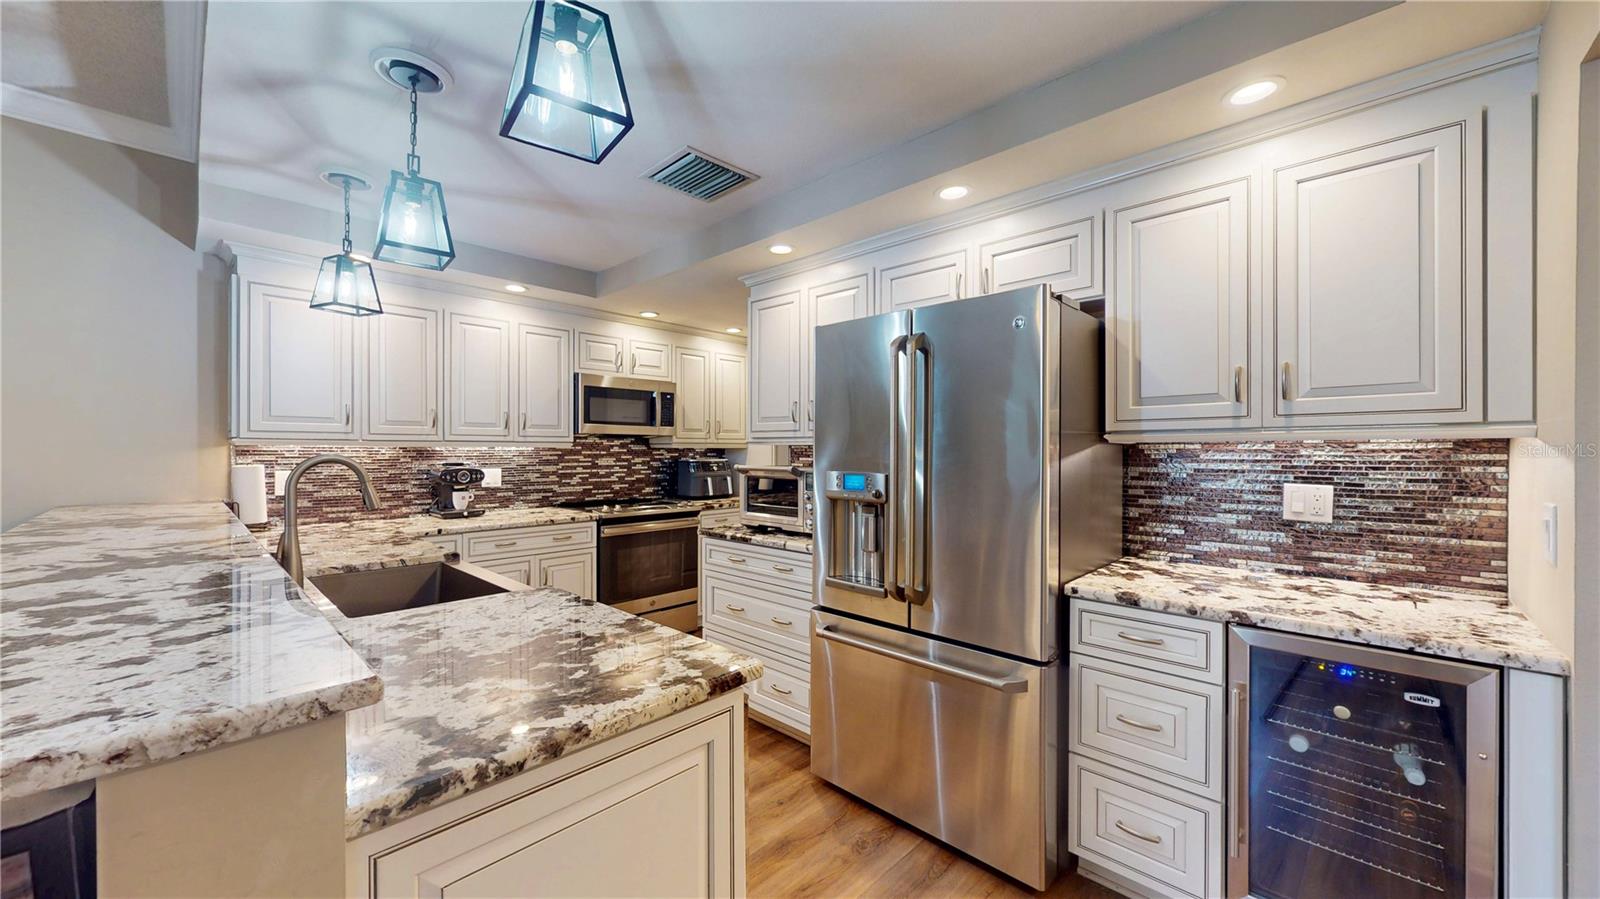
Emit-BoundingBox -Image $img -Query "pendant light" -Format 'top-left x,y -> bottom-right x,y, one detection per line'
372,51 -> 456,271
310,172 -> 383,316
500,0 -> 633,164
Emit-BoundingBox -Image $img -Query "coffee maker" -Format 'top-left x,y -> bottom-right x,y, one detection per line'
427,462 -> 486,518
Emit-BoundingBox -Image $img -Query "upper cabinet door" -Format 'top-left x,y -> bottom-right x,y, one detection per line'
576,332 -> 624,373
876,236 -> 970,312
1107,168 -> 1254,429
244,283 -> 355,435
626,337 -> 673,380
748,291 -> 803,434
976,199 -> 1102,300
805,272 -> 870,431
713,351 -> 748,443
673,347 -> 713,442
517,323 -> 572,441
447,312 -> 513,439
1271,125 -> 1467,419
365,302 -> 441,438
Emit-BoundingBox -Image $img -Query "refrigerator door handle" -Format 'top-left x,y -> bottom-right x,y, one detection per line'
904,332 -> 932,604
815,624 -> 1029,693
887,334 -> 909,602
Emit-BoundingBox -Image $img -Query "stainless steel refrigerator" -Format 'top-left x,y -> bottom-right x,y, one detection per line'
809,285 -> 1123,889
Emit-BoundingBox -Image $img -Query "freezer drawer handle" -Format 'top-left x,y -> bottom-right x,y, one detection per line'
1114,713 -> 1163,732
815,624 -> 1028,693
1116,630 -> 1166,647
1114,820 -> 1162,844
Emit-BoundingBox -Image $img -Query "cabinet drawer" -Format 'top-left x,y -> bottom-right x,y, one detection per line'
1069,655 -> 1223,801
465,523 -> 594,561
751,665 -> 808,719
1068,753 -> 1223,899
703,575 -> 809,657
1070,598 -> 1224,683
702,539 -> 812,593
701,625 -> 810,738
425,534 -> 463,559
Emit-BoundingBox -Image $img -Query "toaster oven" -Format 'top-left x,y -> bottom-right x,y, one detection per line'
735,465 -> 814,534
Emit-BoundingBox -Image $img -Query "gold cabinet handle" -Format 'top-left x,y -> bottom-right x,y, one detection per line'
1114,713 -> 1163,732
770,685 -> 793,696
772,565 -> 795,573
431,409 -> 438,429
1115,820 -> 1162,844
494,541 -> 519,548
727,556 -> 747,564
1280,361 -> 1293,401
726,604 -> 746,613
552,534 -> 574,542
1117,630 -> 1166,647
770,616 -> 794,626
1233,365 -> 1244,403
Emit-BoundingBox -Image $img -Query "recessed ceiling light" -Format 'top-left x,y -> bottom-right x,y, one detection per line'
639,311 -> 659,318
768,244 -> 793,255
725,327 -> 742,334
937,185 -> 969,201
504,283 -> 526,293
1226,77 -> 1283,106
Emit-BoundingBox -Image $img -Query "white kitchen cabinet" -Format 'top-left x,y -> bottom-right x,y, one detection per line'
576,331 -> 625,373
446,311 -> 514,440
699,535 -> 813,740
365,302 -> 441,439
516,323 -> 571,441
804,271 -> 870,432
350,692 -> 746,899
476,556 -> 533,586
748,290 -> 803,435
240,281 -> 355,437
1105,159 -> 1255,431
626,336 -> 673,380
973,195 -> 1102,301
875,235 -> 970,312
673,347 -> 714,442
1269,123 -> 1472,422
712,351 -> 748,444
534,550 -> 595,597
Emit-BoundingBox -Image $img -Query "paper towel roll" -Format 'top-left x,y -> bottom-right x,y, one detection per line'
231,464 -> 268,525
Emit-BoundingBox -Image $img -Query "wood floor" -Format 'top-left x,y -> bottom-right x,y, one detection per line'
744,719 -> 1122,899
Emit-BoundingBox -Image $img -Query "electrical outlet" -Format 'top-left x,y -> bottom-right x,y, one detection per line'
273,470 -> 288,497
481,467 -> 503,488
1282,483 -> 1334,523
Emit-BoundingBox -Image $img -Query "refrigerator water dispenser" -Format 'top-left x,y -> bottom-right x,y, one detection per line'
821,470 -> 887,593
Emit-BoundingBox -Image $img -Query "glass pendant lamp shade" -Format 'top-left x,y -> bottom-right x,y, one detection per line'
374,170 -> 454,270
500,0 -> 633,164
312,172 -> 383,316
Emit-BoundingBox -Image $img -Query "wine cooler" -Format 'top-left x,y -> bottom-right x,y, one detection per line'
1227,628 -> 1499,899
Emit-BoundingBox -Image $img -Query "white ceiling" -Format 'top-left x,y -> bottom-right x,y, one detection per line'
198,1 -> 1221,274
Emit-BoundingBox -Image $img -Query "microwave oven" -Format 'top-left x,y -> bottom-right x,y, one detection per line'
574,374 -> 676,437
735,465 -> 814,534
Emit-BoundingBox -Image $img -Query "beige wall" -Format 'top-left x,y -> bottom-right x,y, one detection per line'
1,118 -> 229,530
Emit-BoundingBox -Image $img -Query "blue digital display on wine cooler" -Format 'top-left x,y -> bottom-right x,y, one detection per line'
841,473 -> 868,491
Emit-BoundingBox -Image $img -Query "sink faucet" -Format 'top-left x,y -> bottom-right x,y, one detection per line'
275,454 -> 380,585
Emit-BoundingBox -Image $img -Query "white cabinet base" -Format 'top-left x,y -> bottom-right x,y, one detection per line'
348,691 -> 747,899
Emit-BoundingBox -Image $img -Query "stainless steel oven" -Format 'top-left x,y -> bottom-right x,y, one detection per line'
598,513 -> 700,632
575,373 -> 676,437
735,465 -> 813,533
1227,627 -> 1500,899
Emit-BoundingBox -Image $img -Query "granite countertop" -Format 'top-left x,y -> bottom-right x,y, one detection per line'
1067,557 -> 1570,675
0,503 -> 383,799
699,523 -> 814,555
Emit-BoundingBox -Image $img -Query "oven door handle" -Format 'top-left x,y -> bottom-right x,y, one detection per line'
601,518 -> 700,537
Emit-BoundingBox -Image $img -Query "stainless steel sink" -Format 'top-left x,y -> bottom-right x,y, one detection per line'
310,562 -> 511,618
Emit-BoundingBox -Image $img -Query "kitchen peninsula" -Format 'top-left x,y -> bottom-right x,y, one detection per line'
0,502 -> 762,898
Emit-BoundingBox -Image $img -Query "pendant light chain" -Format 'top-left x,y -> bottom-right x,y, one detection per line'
340,178 -> 353,255
407,78 -> 421,176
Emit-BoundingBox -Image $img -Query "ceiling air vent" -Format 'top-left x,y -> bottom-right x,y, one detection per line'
643,147 -> 758,202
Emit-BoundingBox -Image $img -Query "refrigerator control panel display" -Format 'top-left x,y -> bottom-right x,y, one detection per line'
825,471 -> 885,502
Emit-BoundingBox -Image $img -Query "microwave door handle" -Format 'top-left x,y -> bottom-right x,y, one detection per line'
887,334 -> 908,602
904,332 -> 931,604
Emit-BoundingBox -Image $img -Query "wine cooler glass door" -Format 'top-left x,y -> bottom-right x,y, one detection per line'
1227,628 -> 1499,899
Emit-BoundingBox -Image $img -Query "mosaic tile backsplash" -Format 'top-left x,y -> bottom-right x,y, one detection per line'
1124,439 -> 1509,595
231,438 -> 724,527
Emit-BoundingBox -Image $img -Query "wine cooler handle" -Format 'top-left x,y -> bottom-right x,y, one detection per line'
1229,682 -> 1249,859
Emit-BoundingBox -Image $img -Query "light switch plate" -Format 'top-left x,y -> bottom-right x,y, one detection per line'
481,467 -> 503,488
1282,483 -> 1334,523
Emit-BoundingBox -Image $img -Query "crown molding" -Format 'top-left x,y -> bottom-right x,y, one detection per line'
741,29 -> 1539,288
0,1 -> 205,162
